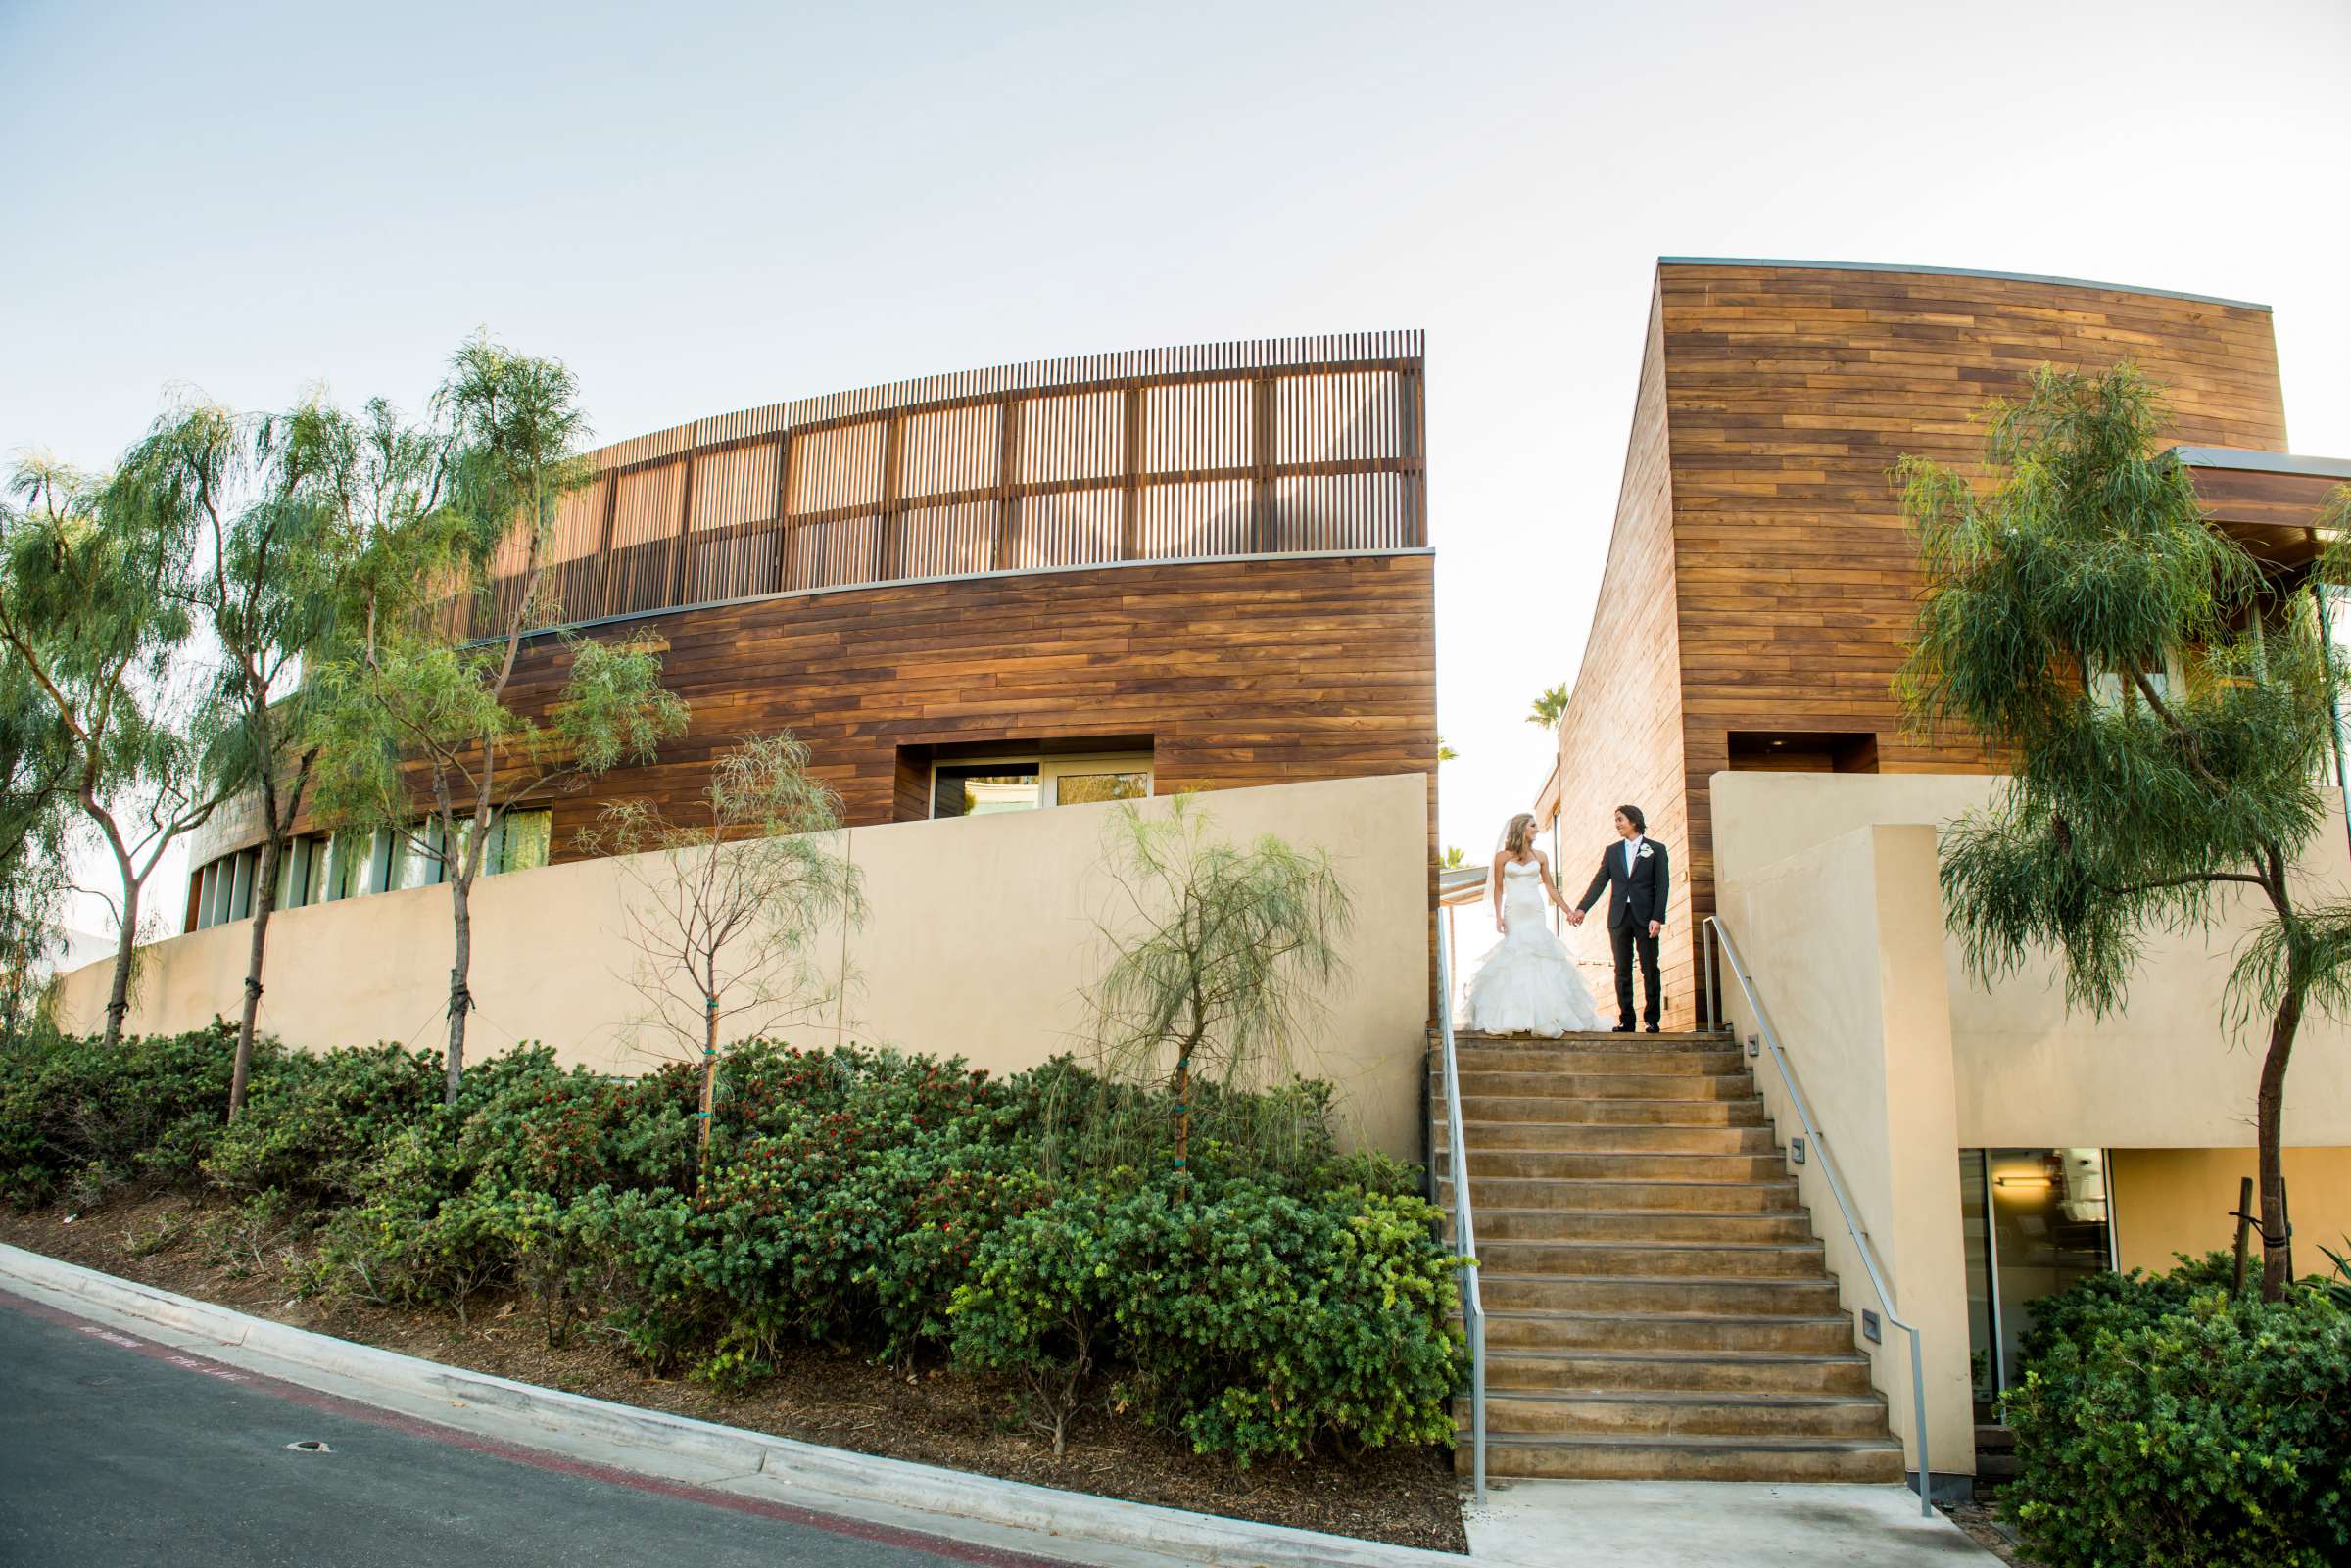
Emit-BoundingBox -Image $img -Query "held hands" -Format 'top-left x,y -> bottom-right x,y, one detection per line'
1565,907 -> 1585,927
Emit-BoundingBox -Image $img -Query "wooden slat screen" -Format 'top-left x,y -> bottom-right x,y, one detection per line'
453,330 -> 1426,635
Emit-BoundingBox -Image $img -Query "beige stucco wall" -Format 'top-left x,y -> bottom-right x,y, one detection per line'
2109,1147 -> 2351,1276
1716,824 -> 1976,1480
53,773 -> 1433,1158
1711,772 -> 2351,1150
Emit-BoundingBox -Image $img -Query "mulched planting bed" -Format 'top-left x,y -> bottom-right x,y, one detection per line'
0,1192 -> 1468,1553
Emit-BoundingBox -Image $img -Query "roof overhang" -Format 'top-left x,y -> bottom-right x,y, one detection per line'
2173,447 -> 2351,579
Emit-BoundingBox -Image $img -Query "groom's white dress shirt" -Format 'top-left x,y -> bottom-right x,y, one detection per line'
1623,834 -> 1644,875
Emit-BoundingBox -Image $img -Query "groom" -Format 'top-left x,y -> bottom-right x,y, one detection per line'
1566,804 -> 1668,1033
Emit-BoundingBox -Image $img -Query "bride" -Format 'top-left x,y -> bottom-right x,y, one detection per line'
1461,813 -> 1606,1034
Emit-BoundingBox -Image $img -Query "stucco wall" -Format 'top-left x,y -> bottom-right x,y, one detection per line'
2110,1147 -> 2351,1276
1711,772 -> 2351,1150
1716,824 -> 1976,1481
53,774 -> 1433,1158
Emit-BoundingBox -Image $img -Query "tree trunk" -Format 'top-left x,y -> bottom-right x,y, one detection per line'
103,871 -> 139,1051
698,992 -> 718,1190
446,872 -> 473,1105
2257,981 -> 2304,1301
229,832 -> 282,1119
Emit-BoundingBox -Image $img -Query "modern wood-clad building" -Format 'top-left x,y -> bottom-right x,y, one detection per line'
181,332 -> 1439,927
1536,259 -> 2350,1028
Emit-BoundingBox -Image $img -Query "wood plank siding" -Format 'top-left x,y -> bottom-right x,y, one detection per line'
218,549 -> 1437,880
1542,286 -> 1692,1018
186,333 -> 1439,955
1545,261 -> 2290,1027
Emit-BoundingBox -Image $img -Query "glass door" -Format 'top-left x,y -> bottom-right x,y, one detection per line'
1962,1148 -> 2117,1405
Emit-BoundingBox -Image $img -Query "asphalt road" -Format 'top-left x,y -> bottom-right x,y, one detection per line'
0,1296 -> 1049,1568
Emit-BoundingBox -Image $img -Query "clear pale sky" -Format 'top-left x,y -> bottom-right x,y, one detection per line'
7,0 -> 2349,940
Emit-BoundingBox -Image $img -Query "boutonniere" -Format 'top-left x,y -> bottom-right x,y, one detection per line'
1637,844 -> 1654,859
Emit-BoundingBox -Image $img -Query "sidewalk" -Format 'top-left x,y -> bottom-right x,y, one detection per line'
1464,1478 -> 1994,1567
0,1242 -> 1997,1567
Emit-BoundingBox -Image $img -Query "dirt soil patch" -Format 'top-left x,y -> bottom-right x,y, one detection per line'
1939,1499 -> 2034,1566
0,1193 -> 1468,1553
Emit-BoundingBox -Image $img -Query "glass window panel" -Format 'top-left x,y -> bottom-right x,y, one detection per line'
501,811 -> 552,875
1055,771 -> 1150,806
301,835 -> 329,907
397,823 -> 443,890
195,863 -> 218,930
230,851 -> 255,920
1985,1147 -> 2113,1393
932,765 -> 1040,819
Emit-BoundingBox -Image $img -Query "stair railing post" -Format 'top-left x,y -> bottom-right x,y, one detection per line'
1435,907 -> 1486,1504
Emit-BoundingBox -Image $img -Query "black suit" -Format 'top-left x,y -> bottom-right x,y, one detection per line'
1579,837 -> 1669,1028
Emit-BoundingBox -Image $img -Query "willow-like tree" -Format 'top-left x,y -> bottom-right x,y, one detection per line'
1086,796 -> 1352,1174
109,397 -> 391,1114
0,459 -> 224,1048
0,656 -> 72,1043
587,733 -> 864,1186
1897,362 -> 2351,1301
306,339 -> 687,1103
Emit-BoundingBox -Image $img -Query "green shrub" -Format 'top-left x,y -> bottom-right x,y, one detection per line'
2006,1267 -> 2351,1567
951,1174 -> 1464,1464
0,1029 -> 1463,1469
206,1042 -> 443,1209
580,1068 -> 1048,1381
0,1022 -> 271,1206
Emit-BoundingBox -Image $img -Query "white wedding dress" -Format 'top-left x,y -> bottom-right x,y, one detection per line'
1461,859 -> 1607,1035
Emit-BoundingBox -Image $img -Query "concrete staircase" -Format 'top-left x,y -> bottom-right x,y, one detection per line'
1434,1029 -> 1905,1483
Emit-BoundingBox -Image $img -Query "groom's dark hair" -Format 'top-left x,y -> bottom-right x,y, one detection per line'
1615,803 -> 1647,834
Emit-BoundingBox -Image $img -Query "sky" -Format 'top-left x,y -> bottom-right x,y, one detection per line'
7,0 -> 2350,941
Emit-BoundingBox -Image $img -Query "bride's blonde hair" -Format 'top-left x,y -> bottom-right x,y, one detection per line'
1503,813 -> 1538,855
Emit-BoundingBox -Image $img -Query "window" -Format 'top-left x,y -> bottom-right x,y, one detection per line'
187,846 -> 262,930
189,809 -> 556,926
1052,769 -> 1150,806
928,753 -> 1154,819
933,765 -> 1040,819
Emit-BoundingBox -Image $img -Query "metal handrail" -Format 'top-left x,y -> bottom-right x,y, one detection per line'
1434,912 -> 1487,1503
1703,915 -> 1933,1517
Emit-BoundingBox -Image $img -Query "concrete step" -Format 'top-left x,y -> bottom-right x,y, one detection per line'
1464,1389 -> 1891,1441
1453,1094 -> 1766,1126
1479,1274 -> 1845,1317
1438,1121 -> 1778,1155
1452,1030 -> 1735,1046
1457,1207 -> 1818,1245
1452,1046 -> 1751,1076
1475,1239 -> 1827,1280
1439,1175 -> 1800,1212
1484,1348 -> 1875,1397
1482,1309 -> 1861,1355
1450,1069 -> 1758,1102
1463,1432 -> 1905,1484
1461,1148 -> 1793,1182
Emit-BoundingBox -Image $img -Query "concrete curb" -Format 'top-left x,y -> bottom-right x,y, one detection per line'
0,1242 -> 1467,1567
